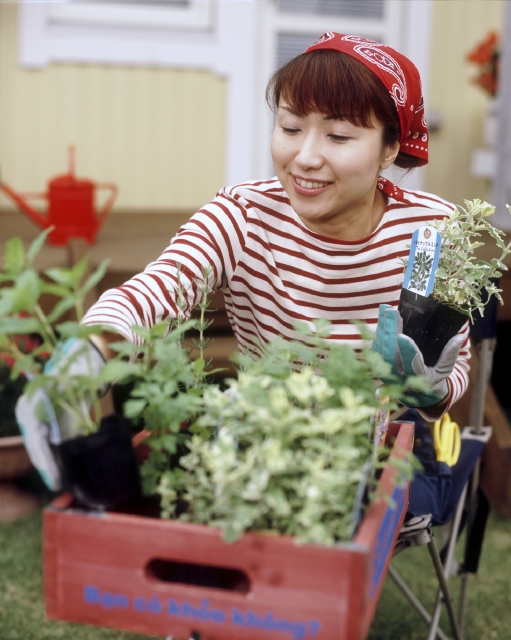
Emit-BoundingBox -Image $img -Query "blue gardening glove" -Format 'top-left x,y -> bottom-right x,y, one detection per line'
15,338 -> 106,491
371,304 -> 465,408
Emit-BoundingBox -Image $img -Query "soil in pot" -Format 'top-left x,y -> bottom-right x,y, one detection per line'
398,288 -> 468,367
54,414 -> 141,511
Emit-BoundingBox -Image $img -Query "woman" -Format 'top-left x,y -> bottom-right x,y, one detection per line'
84,33 -> 470,422
15,34 -> 470,513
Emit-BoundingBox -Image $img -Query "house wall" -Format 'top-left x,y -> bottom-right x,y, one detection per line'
0,1 -> 506,214
425,0 -> 505,206
0,2 -> 226,213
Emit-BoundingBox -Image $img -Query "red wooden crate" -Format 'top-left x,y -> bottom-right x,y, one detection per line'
44,421 -> 413,640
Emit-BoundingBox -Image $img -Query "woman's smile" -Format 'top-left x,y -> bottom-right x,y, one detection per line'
292,175 -> 332,195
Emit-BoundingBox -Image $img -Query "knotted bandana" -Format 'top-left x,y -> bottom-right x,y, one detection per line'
304,33 -> 428,166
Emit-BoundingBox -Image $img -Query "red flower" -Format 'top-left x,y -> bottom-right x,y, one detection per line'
0,319 -> 44,371
0,353 -> 16,369
466,31 -> 500,97
467,31 -> 499,65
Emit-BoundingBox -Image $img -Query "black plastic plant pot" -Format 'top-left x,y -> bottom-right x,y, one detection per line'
54,414 -> 141,511
398,288 -> 469,367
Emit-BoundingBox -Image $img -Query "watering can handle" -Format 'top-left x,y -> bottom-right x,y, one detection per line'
96,183 -> 118,226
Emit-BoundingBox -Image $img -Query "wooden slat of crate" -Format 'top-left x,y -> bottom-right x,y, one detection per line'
43,423 -> 412,640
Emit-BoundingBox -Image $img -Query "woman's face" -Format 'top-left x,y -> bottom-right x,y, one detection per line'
271,104 -> 399,239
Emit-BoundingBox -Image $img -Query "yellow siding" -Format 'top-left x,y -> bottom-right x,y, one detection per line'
0,3 -> 226,212
425,0 -> 505,206
1,1 -> 505,214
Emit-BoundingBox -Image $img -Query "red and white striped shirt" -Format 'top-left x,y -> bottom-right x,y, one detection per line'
83,176 -> 470,406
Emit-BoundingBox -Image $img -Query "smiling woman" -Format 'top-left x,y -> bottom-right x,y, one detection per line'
77,33 -> 470,427
6,32 -> 472,537
268,50 -> 408,240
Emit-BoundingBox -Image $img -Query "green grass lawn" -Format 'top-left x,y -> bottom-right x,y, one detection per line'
1,503 -> 511,639
368,511 -> 511,640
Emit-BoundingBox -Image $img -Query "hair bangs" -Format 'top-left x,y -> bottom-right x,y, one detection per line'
267,49 -> 419,170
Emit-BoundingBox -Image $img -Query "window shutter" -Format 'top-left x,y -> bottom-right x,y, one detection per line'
276,0 -> 384,20
70,0 -> 189,5
276,33 -> 321,69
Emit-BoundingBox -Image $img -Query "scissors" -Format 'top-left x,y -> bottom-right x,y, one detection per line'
433,413 -> 461,466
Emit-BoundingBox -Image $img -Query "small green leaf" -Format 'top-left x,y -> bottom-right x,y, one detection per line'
12,269 -> 40,312
99,359 -> 142,384
26,228 -> 52,266
70,256 -> 89,289
40,282 -> 70,298
47,298 -> 76,323
123,398 -> 147,418
45,266 -> 74,288
0,317 -> 41,335
4,237 -> 25,274
79,258 -> 110,295
193,357 -> 205,377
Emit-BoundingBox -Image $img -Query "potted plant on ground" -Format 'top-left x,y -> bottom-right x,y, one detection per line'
399,199 -> 511,365
0,230 -> 140,509
0,329 -> 47,521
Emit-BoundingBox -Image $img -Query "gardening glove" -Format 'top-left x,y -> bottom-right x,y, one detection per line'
371,304 -> 465,408
15,338 -> 106,491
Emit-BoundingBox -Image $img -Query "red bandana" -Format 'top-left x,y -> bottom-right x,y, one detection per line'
304,33 -> 428,166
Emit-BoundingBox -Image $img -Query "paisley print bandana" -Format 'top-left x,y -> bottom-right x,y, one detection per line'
304,33 -> 429,166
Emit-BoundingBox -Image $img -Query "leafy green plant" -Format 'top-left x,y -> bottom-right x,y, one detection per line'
0,229 -> 112,436
156,322 -> 417,545
404,200 -> 511,321
101,321 -> 207,494
101,265 -> 219,494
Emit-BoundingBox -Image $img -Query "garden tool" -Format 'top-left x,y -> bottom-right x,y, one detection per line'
433,413 -> 461,466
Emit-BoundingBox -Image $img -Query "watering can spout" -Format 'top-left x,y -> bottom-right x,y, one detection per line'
0,181 -> 49,230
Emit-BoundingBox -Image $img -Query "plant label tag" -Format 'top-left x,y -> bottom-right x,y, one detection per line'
402,226 -> 442,297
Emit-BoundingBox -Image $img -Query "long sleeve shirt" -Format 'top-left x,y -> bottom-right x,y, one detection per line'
83,176 -> 470,407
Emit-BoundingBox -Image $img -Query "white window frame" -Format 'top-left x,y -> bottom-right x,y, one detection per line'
47,1 -> 212,31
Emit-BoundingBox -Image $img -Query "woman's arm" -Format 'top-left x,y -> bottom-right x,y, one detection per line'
82,189 -> 248,343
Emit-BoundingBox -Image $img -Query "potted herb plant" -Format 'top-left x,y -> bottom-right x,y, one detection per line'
43,319 -> 417,640
0,230 -> 140,509
152,323 -> 412,545
399,199 -> 511,365
102,308 -> 424,545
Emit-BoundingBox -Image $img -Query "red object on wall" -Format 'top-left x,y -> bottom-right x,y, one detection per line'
0,147 -> 117,246
43,422 -> 413,640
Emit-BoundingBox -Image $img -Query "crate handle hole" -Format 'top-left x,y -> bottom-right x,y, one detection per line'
145,559 -> 251,594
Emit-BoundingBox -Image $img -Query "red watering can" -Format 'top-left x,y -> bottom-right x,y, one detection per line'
0,147 -> 118,246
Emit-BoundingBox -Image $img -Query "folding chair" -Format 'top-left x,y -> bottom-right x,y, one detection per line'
388,285 -> 498,640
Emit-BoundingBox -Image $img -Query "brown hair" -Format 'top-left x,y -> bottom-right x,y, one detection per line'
266,50 -> 420,170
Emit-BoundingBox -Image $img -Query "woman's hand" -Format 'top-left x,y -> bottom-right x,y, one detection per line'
371,304 -> 465,408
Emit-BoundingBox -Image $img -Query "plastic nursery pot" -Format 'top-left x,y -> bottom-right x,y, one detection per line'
54,414 -> 141,511
398,288 -> 468,367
